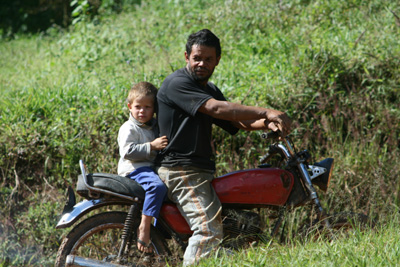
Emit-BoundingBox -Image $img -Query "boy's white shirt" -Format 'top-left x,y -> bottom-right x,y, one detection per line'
117,113 -> 157,177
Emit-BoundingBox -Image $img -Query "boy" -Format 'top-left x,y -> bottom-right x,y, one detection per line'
118,81 -> 168,253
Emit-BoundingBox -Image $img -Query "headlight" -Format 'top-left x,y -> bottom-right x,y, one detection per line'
311,158 -> 334,192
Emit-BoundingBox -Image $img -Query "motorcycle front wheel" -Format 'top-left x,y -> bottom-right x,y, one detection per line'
55,211 -> 170,267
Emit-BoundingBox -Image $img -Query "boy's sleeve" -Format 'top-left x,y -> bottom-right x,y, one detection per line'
122,142 -> 152,161
118,124 -> 152,161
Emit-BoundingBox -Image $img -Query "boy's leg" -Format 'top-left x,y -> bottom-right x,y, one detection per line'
127,167 -> 168,252
128,167 -> 167,218
137,214 -> 153,252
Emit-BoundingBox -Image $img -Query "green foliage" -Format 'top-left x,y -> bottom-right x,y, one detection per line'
0,0 -> 139,37
71,0 -> 92,24
0,0 -> 71,37
0,0 -> 399,264
197,213 -> 400,266
71,0 -> 130,24
0,186 -> 64,265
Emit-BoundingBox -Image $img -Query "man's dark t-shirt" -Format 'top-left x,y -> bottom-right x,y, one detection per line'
156,68 -> 239,171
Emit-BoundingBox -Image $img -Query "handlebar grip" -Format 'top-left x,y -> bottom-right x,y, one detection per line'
261,131 -> 281,140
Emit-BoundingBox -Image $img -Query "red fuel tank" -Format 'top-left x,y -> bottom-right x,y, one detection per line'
212,168 -> 294,206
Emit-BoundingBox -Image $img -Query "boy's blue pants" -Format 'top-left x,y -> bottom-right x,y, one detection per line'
127,166 -> 167,219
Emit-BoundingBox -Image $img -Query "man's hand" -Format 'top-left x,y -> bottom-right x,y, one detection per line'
265,110 -> 291,137
150,136 -> 168,151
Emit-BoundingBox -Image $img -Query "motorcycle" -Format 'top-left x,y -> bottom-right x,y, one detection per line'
55,132 -> 371,267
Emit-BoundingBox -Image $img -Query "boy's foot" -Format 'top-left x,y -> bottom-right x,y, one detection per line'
137,226 -> 153,253
137,238 -> 152,253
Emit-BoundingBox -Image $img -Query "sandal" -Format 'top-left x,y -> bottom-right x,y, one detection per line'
137,238 -> 153,253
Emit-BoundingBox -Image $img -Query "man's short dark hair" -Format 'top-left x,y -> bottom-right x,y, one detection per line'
186,29 -> 221,58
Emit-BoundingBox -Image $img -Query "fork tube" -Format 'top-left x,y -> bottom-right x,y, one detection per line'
282,138 -> 296,157
298,162 -> 327,219
279,137 -> 328,224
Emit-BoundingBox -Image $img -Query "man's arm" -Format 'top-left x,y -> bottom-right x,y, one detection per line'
230,119 -> 267,131
198,98 -> 291,136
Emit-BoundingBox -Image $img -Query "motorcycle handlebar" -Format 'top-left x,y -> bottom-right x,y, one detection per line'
261,131 -> 296,159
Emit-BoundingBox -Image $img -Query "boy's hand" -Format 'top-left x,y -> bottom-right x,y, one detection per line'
150,136 -> 168,150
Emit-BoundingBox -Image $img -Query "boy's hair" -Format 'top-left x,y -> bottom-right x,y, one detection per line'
127,82 -> 158,104
186,29 -> 221,58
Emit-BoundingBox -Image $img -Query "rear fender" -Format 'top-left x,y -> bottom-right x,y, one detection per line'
56,198 -> 106,229
56,196 -> 135,229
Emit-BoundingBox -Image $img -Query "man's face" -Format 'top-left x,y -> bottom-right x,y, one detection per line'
185,44 -> 221,84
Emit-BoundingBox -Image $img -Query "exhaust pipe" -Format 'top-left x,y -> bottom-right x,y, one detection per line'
66,255 -> 126,267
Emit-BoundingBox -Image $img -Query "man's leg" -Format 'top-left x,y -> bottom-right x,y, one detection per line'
158,166 -> 223,266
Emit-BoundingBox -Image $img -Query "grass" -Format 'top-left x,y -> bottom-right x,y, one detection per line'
0,0 -> 399,265
197,213 -> 400,267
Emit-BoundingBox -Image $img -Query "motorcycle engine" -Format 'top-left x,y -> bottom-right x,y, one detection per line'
222,209 -> 263,249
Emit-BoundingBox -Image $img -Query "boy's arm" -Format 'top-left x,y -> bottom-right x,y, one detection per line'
118,125 -> 152,161
150,136 -> 168,151
122,142 -> 152,161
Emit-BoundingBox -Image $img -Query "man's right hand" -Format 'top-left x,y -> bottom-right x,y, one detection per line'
265,109 -> 291,138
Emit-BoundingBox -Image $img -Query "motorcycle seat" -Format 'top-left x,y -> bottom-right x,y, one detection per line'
76,173 -> 145,200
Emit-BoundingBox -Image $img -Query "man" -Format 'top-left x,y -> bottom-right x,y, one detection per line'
157,29 -> 291,266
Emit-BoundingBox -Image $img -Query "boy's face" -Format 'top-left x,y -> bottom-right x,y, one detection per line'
128,95 -> 155,124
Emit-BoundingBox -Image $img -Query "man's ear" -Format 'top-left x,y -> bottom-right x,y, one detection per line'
216,56 -> 221,66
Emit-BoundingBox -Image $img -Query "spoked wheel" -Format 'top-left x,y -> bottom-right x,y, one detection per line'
300,212 -> 375,240
55,211 -> 171,267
